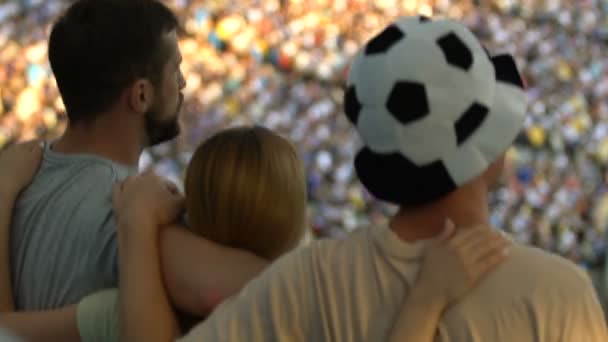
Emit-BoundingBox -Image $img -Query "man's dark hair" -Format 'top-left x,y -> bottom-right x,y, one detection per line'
48,0 -> 178,123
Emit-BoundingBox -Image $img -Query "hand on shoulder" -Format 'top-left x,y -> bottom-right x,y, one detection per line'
414,219 -> 511,308
112,171 -> 185,240
0,140 -> 43,200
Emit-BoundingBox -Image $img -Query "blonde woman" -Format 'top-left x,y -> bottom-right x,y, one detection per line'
184,126 -> 308,262
0,132 -> 508,341
113,126 -> 509,341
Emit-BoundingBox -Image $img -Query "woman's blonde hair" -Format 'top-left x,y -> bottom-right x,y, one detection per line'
185,126 -> 307,260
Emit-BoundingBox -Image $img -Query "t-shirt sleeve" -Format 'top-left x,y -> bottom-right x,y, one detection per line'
177,247 -> 314,342
77,289 -> 120,342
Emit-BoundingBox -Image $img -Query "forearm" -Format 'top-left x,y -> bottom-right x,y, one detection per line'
0,306 -> 80,342
0,196 -> 80,342
0,191 -> 16,312
119,221 -> 177,342
161,226 -> 268,316
388,286 -> 446,342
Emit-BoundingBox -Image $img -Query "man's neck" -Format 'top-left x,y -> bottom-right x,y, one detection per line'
389,181 -> 491,242
52,115 -> 143,168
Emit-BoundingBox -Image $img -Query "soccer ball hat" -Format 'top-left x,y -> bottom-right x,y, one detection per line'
344,16 -> 526,206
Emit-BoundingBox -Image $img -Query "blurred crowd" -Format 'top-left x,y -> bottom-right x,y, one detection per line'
2,0 -> 608,270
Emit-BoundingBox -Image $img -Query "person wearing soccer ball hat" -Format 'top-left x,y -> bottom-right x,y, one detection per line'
343,15 -> 608,340
83,17 -> 607,342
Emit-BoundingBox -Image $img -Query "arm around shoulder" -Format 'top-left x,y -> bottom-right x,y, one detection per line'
177,247 -> 314,342
160,226 -> 268,316
0,307 -> 81,342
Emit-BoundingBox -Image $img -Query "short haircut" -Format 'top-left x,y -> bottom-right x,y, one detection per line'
185,126 -> 308,260
48,0 -> 178,123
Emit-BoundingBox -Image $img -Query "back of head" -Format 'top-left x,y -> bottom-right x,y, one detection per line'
185,126 -> 307,260
344,16 -> 527,207
48,0 -> 178,124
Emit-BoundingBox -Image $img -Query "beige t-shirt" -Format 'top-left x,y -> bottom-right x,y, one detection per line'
179,225 -> 608,342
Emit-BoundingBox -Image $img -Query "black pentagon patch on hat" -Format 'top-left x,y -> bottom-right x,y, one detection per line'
491,54 -> 525,89
355,148 -> 457,206
454,102 -> 489,145
386,81 -> 429,125
365,25 -> 405,55
437,32 -> 474,71
344,85 -> 362,124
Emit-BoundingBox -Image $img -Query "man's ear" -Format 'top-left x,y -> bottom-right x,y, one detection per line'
128,79 -> 155,114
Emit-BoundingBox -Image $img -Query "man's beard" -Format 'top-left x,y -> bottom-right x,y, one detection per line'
144,109 -> 181,147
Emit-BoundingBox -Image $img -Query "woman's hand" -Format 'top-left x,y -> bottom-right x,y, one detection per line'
414,219 -> 511,308
0,141 -> 43,200
112,171 -> 185,240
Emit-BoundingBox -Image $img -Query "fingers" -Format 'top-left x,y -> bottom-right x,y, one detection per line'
464,234 -> 510,283
164,180 -> 180,196
114,173 -> 183,205
20,140 -> 41,150
457,229 -> 504,253
2,140 -> 44,157
436,218 -> 456,244
11,140 -> 43,152
472,246 -> 509,280
447,224 -> 486,248
449,228 -> 509,262
113,175 -> 136,204
24,140 -> 43,162
469,233 -> 509,263
443,224 -> 510,266
120,175 -> 137,193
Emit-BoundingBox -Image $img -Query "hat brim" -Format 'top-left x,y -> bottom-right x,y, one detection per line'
442,54 -> 526,185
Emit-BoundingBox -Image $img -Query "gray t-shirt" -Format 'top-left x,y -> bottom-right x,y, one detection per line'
10,143 -> 134,310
